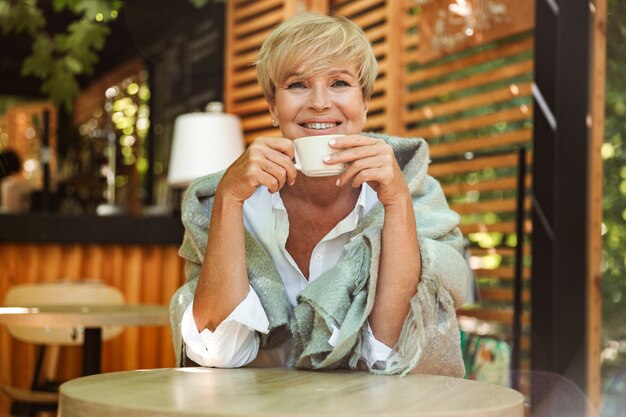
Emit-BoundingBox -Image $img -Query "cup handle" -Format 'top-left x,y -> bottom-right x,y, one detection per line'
293,150 -> 302,171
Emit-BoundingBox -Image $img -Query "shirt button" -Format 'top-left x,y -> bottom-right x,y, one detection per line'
315,253 -> 322,261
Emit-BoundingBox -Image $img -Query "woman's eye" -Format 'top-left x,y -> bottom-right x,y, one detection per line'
287,82 -> 305,89
332,80 -> 351,88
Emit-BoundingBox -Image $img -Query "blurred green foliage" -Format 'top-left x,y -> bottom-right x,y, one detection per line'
0,0 -> 211,110
603,0 -> 626,353
0,0 -> 121,110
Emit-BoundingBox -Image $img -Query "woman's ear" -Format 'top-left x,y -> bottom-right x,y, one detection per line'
269,103 -> 279,127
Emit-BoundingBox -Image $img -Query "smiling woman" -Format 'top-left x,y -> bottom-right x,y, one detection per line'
169,12 -> 473,377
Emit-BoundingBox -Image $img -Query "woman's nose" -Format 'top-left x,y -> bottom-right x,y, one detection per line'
308,85 -> 330,110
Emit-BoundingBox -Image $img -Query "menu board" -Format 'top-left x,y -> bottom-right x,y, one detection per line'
125,1 -> 225,113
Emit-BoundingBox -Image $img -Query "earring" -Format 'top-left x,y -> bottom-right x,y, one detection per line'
271,119 -> 278,127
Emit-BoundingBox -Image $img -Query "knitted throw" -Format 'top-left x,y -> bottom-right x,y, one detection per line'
169,134 -> 470,377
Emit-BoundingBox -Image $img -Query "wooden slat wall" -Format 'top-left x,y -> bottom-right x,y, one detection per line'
402,1 -> 534,393
0,243 -> 185,415
411,31 -> 534,326
225,0 -> 286,143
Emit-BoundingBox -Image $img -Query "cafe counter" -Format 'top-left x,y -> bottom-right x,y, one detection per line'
0,213 -> 186,415
0,213 -> 184,244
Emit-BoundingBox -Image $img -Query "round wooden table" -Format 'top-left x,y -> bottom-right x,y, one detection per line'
59,368 -> 525,417
0,305 -> 168,375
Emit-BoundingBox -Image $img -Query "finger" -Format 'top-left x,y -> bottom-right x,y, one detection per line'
259,137 -> 297,184
259,159 -> 288,191
257,169 -> 282,193
341,155 -> 384,183
263,147 -> 298,185
249,138 -> 294,164
246,144 -> 290,189
351,167 -> 390,189
343,153 -> 400,188
326,143 -> 382,165
329,135 -> 381,149
237,148 -> 282,190
261,136 -> 295,159
326,147 -> 374,165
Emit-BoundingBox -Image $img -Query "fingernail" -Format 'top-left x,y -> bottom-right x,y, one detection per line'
329,139 -> 336,146
323,155 -> 331,162
336,178 -> 341,186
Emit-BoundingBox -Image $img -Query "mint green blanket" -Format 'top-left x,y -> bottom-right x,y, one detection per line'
169,134 -> 470,376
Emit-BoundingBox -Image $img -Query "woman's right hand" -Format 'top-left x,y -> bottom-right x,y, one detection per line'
216,136 -> 298,203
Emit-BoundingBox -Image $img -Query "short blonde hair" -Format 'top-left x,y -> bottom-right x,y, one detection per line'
256,12 -> 378,104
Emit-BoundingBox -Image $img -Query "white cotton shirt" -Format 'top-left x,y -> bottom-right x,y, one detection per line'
181,183 -> 393,369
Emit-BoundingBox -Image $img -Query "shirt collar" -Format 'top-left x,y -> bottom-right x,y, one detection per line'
269,184 -> 371,235
269,185 -> 369,212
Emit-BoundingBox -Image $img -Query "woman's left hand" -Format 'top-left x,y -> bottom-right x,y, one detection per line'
327,135 -> 410,207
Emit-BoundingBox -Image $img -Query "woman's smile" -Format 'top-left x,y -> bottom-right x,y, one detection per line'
300,121 -> 340,130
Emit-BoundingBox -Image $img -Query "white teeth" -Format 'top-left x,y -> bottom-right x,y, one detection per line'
303,122 -> 338,129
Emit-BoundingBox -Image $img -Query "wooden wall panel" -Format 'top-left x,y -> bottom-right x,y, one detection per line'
225,0 -> 288,143
587,0 -> 606,408
0,243 -> 185,415
406,7 -> 535,390
414,34 -> 534,335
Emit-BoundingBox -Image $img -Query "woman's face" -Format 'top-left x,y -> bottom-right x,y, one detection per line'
269,63 -> 368,140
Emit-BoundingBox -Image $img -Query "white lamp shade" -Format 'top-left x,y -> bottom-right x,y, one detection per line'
167,112 -> 245,188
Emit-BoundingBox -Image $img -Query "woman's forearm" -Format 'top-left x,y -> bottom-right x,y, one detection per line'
369,194 -> 421,347
192,190 -> 250,332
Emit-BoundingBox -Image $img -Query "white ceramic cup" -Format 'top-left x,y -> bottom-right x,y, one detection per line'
293,134 -> 346,177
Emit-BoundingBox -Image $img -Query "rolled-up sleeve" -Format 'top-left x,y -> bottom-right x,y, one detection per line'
181,286 -> 270,368
328,321 -> 392,370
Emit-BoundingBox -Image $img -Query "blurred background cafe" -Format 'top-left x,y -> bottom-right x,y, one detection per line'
0,0 -> 623,417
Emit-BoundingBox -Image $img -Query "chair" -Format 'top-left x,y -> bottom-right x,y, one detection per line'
1,280 -> 125,417
517,370 -> 599,417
